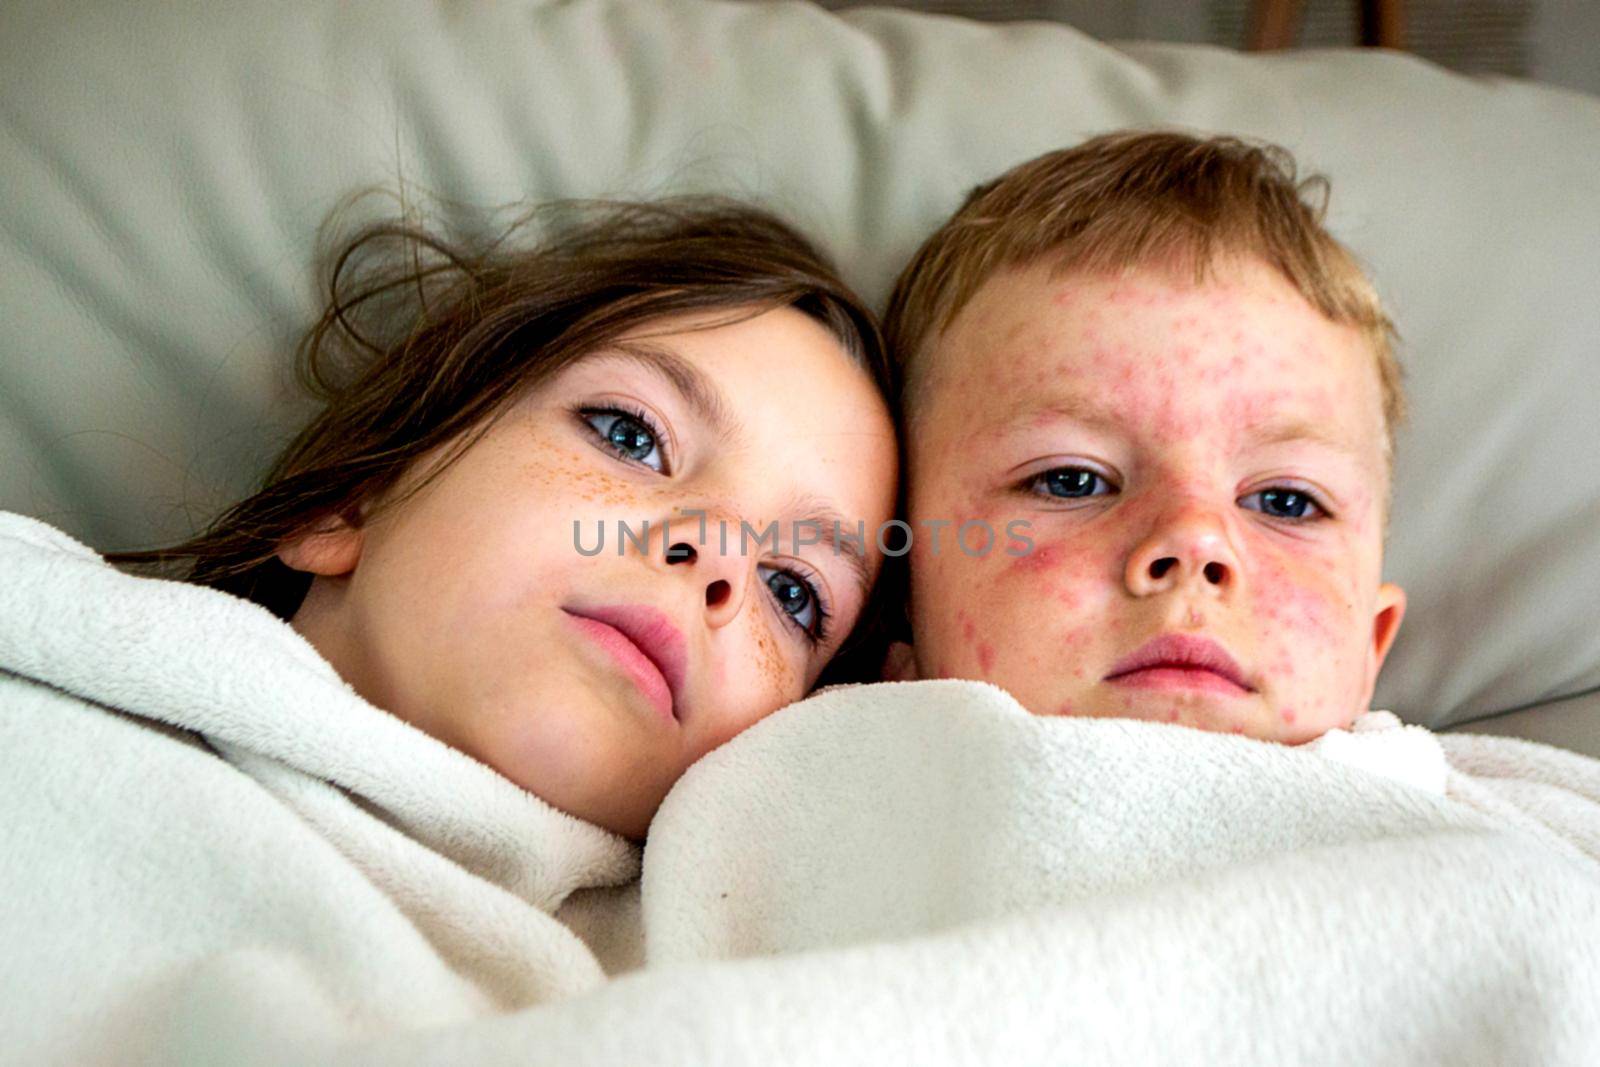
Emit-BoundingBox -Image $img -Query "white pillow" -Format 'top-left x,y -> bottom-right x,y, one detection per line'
2,0 -> 1596,740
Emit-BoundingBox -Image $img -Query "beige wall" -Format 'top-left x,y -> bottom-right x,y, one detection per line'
813,0 -> 1600,98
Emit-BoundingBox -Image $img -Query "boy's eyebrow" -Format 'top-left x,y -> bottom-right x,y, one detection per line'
1000,397 -> 1134,439
1242,417 -> 1367,460
1003,400 -> 1367,461
605,340 -> 742,441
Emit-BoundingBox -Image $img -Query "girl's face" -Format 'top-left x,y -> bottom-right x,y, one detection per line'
283,306 -> 897,838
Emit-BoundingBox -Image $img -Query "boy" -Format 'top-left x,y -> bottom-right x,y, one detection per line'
881,131 -> 1407,745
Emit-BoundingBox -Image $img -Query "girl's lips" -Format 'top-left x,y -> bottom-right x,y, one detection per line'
561,605 -> 687,724
1105,634 -> 1254,696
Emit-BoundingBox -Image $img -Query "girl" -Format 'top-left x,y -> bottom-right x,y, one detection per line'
0,198 -> 897,1059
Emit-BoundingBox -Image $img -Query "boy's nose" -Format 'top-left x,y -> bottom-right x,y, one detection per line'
1123,502 -> 1241,598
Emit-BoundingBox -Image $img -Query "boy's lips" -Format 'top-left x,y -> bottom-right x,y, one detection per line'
561,604 -> 688,724
1104,634 -> 1254,696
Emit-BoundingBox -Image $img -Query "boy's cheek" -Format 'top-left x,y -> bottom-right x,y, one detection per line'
1247,580 -> 1371,733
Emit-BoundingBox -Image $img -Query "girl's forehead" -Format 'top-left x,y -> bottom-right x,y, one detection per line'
560,309 -> 896,505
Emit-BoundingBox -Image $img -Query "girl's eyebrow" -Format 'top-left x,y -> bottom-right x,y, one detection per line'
605,341 -> 742,443
601,343 -> 872,601
783,491 -> 873,603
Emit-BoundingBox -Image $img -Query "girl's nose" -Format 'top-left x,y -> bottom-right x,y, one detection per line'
1123,501 -> 1241,598
663,529 -> 748,629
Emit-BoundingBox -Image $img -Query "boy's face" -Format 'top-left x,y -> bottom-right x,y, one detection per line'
900,256 -> 1405,743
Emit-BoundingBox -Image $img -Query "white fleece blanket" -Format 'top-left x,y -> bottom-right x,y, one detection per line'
6,510 -> 1600,1065
609,682 -> 1600,1064
294,683 -> 1600,1066
0,513 -> 638,1065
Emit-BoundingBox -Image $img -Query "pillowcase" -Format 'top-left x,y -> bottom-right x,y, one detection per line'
2,0 -> 1596,736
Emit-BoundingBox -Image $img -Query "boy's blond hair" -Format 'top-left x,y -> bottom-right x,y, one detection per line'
884,131 -> 1403,456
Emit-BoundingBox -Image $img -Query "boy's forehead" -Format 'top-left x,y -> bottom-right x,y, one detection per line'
917,259 -> 1386,461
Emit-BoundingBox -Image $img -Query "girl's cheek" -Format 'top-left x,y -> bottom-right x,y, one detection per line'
714,616 -> 801,748
521,434 -> 643,508
750,613 -> 797,697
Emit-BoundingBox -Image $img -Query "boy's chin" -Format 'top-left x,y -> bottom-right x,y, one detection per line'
1023,689 -> 1281,742
1064,696 -> 1359,745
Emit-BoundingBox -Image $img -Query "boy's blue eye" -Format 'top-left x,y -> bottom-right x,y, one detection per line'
582,408 -> 665,473
758,564 -> 828,644
1029,467 -> 1113,500
1239,488 -> 1324,521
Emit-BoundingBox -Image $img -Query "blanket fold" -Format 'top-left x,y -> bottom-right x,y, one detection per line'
627,681 -> 1600,1064
0,512 -> 637,1064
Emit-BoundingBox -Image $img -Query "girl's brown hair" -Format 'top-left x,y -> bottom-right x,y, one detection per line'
110,197 -> 895,678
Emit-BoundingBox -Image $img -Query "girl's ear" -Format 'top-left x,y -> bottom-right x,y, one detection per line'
882,641 -> 920,682
277,514 -> 364,577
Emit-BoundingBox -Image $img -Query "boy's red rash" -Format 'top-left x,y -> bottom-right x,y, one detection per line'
906,254 -> 1398,744
1008,542 -> 1061,575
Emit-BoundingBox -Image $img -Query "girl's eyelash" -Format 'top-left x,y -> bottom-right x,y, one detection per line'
770,562 -> 832,647
573,401 -> 831,646
575,402 -> 670,472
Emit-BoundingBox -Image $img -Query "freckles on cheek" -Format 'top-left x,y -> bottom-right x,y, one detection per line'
527,444 -> 637,507
749,615 -> 797,701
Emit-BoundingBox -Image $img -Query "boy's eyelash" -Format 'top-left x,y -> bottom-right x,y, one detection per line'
1241,485 -> 1333,522
1012,465 -> 1119,500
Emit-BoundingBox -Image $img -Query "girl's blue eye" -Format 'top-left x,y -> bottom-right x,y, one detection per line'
758,564 -> 828,644
1029,466 -> 1114,500
582,408 -> 665,473
1240,487 -> 1324,521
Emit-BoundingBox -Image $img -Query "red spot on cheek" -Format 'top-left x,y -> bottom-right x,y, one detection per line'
1165,709 -> 1180,723
1010,542 -> 1063,575
1280,708 -> 1297,725
1061,626 -> 1092,649
977,642 -> 996,675
1231,725 -> 1246,735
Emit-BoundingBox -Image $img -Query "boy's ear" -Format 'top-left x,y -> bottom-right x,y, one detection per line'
1370,582 -> 1407,674
882,641 -> 920,682
277,513 -> 364,577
